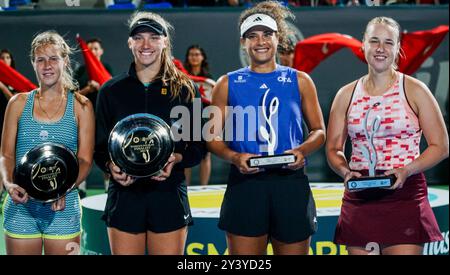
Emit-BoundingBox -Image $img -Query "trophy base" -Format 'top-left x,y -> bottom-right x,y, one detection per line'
347,175 -> 396,192
247,154 -> 296,168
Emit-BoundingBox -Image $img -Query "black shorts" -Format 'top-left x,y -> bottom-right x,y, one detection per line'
218,166 -> 317,243
102,180 -> 193,234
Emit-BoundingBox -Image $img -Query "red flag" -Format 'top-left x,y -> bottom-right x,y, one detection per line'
194,78 -> 216,104
0,61 -> 37,93
173,58 -> 216,104
173,58 -> 188,74
76,34 -> 111,86
398,25 -> 449,75
293,33 -> 365,74
293,26 -> 449,75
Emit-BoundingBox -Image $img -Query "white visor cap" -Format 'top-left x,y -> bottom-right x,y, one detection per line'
240,13 -> 278,38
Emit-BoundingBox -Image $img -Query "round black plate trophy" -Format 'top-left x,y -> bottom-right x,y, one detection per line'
13,142 -> 79,203
346,102 -> 396,191
247,90 -> 296,168
108,113 -> 174,178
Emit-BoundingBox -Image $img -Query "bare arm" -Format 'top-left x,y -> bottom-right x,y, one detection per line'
381,75 -> 448,190
286,72 -> 326,170
78,80 -> 99,96
325,81 -> 358,181
388,76 -> 449,180
206,75 -> 234,162
0,93 -> 29,203
206,75 -> 259,174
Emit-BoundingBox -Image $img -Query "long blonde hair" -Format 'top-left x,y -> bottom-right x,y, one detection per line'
239,1 -> 295,51
128,11 -> 196,102
30,31 -> 86,104
363,17 -> 403,70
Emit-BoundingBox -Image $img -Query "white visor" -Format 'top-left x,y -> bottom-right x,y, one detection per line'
240,13 -> 278,37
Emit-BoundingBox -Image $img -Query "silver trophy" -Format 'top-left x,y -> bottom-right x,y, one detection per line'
108,113 -> 174,178
13,142 -> 79,202
347,102 -> 395,191
247,89 -> 296,168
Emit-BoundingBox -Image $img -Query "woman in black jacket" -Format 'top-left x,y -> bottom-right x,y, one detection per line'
94,11 -> 205,255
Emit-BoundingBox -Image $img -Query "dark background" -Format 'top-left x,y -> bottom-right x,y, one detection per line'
0,5 -> 448,185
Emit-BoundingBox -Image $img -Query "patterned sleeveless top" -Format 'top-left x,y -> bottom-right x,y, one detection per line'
227,65 -> 304,156
347,73 -> 421,171
16,90 -> 78,165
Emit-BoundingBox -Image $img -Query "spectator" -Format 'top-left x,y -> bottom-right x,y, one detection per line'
74,37 -> 113,198
74,37 -> 113,110
183,44 -> 213,186
184,45 -> 213,78
0,49 -> 16,205
277,39 -> 295,68
0,49 -> 16,136
0,49 -> 17,198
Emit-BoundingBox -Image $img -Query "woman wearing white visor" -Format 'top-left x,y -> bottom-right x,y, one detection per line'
207,1 -> 325,255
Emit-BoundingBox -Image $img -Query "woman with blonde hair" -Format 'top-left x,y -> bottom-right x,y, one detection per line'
94,11 -> 205,255
326,17 -> 448,255
0,31 -> 95,255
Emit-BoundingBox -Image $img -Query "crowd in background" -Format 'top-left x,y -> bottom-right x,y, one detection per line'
0,0 -> 447,10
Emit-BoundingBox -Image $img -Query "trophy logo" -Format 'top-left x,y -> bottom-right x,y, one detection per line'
347,102 -> 396,191
13,142 -> 79,202
31,160 -> 65,192
362,102 -> 381,177
260,88 -> 279,156
122,131 -> 158,165
108,113 -> 174,178
247,88 -> 296,168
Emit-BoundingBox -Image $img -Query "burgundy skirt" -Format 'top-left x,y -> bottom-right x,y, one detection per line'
334,171 -> 443,246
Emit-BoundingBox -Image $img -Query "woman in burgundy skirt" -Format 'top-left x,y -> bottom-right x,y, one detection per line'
326,17 -> 448,255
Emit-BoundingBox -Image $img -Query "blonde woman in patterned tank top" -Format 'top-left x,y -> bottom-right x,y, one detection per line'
326,17 -> 448,255
0,31 -> 95,255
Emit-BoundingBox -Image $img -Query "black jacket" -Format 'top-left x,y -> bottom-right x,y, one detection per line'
94,63 -> 206,185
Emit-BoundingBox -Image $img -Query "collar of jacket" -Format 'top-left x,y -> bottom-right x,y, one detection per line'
127,62 -> 163,84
